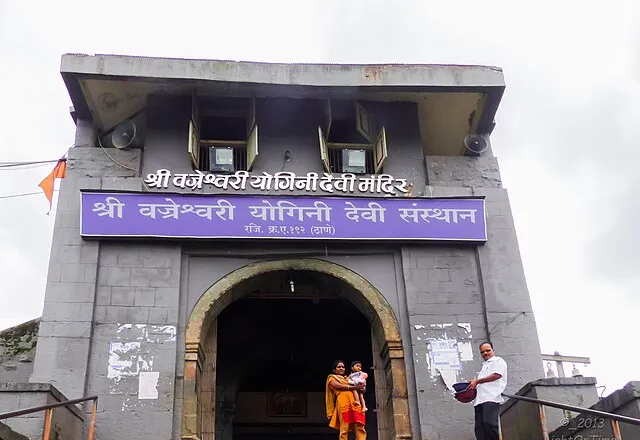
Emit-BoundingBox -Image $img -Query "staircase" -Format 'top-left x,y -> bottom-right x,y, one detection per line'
501,380 -> 640,440
0,422 -> 28,440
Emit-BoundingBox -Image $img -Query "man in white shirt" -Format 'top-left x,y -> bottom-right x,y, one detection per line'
468,341 -> 507,440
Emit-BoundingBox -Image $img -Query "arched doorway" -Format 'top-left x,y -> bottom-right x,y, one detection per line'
182,259 -> 411,440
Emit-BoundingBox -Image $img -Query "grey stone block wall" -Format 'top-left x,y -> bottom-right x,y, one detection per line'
0,421 -> 28,440
66,146 -> 141,178
30,146 -> 141,400
30,174 -> 101,399
87,243 -> 181,440
500,377 -> 599,439
0,320 -> 39,383
402,245 -> 487,440
401,205 -> 543,440
474,187 -> 544,391
0,383 -> 84,440
27,108 -> 543,440
426,156 -> 502,188
403,164 -> 543,440
549,381 -> 640,440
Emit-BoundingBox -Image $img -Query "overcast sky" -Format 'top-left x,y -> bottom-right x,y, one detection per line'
1,0 -> 638,397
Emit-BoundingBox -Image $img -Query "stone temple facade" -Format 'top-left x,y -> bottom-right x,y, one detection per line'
5,55 -> 545,440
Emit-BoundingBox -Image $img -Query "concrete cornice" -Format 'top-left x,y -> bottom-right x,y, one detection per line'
60,53 -> 505,89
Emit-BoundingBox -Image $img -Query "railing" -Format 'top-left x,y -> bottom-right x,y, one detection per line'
502,393 -> 640,440
0,395 -> 98,440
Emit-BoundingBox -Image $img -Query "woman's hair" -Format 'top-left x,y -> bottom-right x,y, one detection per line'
332,360 -> 345,372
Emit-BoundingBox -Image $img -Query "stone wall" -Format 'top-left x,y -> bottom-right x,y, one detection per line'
25,100 -> 544,440
0,319 -> 39,383
500,377 -> 599,440
0,383 -> 84,440
549,381 -> 640,440
426,156 -> 502,188
0,422 -> 28,440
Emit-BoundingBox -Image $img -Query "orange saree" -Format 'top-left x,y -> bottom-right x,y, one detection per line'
325,374 -> 366,430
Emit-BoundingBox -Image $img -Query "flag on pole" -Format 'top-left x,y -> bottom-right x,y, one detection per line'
38,159 -> 67,212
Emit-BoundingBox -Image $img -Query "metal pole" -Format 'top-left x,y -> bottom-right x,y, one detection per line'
539,404 -> 550,440
42,408 -> 53,440
0,395 -> 99,420
87,399 -> 97,440
611,419 -> 622,440
502,393 -> 640,426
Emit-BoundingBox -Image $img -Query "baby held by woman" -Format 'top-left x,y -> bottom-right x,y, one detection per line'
348,360 -> 368,412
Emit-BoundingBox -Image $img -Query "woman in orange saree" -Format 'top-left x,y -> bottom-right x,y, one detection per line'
326,360 -> 367,440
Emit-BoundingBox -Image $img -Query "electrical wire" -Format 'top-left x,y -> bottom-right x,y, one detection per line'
0,163 -> 59,171
0,190 -> 59,200
96,137 -> 150,191
97,138 -> 137,173
0,159 -> 67,169
0,152 -> 68,201
0,140 -> 145,200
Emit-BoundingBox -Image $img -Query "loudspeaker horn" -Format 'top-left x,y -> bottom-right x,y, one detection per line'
463,134 -> 490,156
111,120 -> 141,149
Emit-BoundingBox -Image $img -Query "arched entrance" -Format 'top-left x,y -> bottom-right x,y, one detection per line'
182,259 -> 411,440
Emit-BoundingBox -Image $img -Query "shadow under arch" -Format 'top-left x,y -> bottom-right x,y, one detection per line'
182,258 -> 412,440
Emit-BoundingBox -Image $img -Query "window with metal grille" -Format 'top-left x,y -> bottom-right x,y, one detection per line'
198,144 -> 248,172
327,147 -> 375,174
318,100 -> 387,175
188,96 -> 258,172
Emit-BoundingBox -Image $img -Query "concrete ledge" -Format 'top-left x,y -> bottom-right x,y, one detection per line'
0,421 -> 28,440
589,381 -> 640,413
499,377 -> 599,440
550,381 -> 640,439
0,382 -> 85,440
501,377 -> 598,413
68,147 -> 141,178
61,54 -> 505,88
0,382 -> 83,420
426,156 -> 502,188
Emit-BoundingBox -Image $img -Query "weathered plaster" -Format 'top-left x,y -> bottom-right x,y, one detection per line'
0,319 -> 39,383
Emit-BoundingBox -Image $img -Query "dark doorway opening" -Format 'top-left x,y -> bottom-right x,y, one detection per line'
214,271 -> 377,440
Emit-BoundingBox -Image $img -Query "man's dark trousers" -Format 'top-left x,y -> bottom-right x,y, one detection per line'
474,402 -> 500,440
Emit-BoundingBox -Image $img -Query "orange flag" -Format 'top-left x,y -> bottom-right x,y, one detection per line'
38,159 -> 67,211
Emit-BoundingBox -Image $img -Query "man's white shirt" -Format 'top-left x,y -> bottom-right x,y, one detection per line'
474,356 -> 508,406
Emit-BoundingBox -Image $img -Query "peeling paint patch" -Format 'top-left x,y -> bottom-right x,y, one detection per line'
117,324 -> 132,333
108,342 -> 145,379
122,396 -> 134,411
458,341 -> 474,361
430,323 -> 453,329
138,371 -> 160,399
420,323 -> 477,389
117,323 -> 176,343
426,338 -> 462,385
107,341 -> 154,396
109,324 -> 176,407
429,339 -> 461,370
457,323 -> 472,334
437,368 -> 458,391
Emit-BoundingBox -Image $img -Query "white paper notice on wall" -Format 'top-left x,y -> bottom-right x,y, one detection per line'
108,342 -> 142,379
437,369 -> 458,391
138,371 -> 160,400
430,339 -> 461,370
